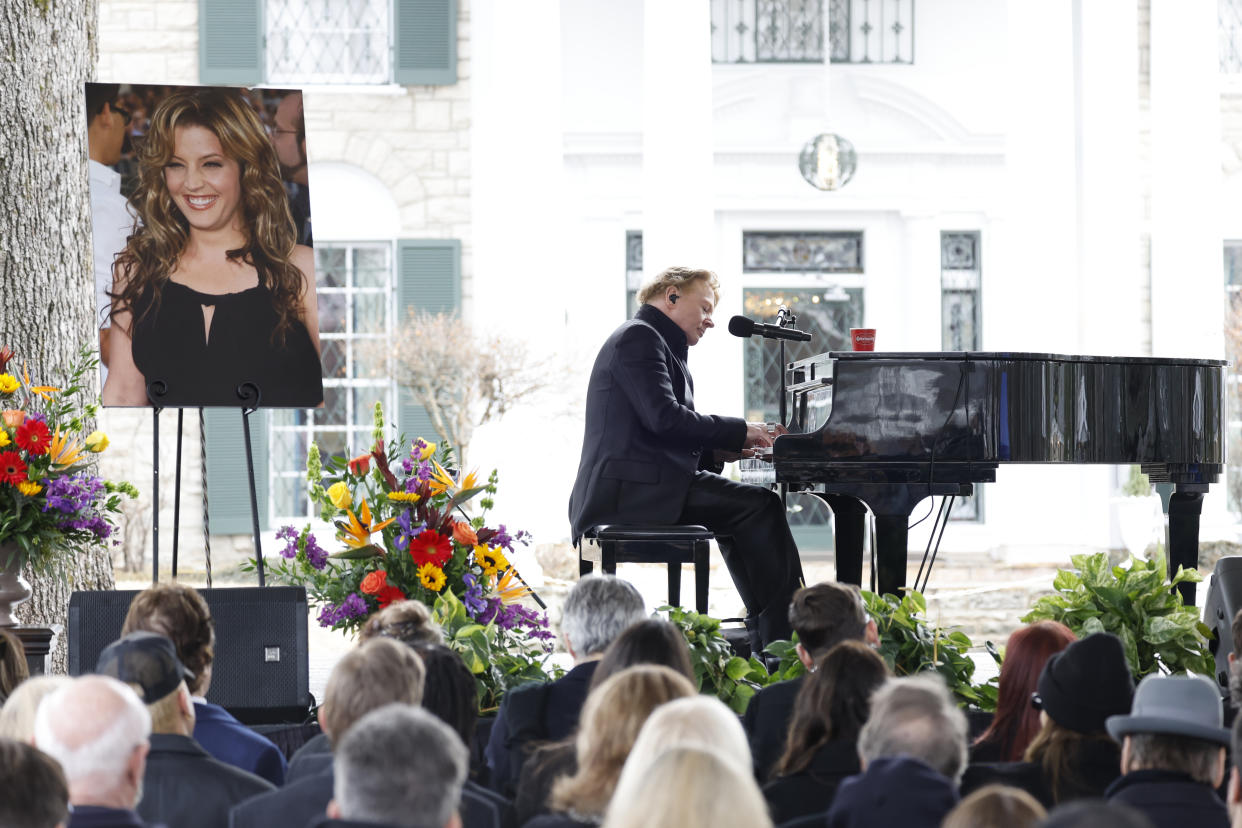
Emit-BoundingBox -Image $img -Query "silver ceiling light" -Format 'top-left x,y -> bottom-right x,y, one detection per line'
798,133 -> 857,191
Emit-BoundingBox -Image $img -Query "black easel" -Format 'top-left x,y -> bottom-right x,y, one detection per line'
146,381 -> 168,583
236,383 -> 265,586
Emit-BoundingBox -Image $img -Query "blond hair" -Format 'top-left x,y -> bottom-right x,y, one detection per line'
359,600 -> 442,646
322,638 -> 425,744
636,266 -> 720,306
549,665 -> 696,819
619,695 -> 751,783
941,784 -> 1046,828
0,675 -> 71,742
603,747 -> 773,828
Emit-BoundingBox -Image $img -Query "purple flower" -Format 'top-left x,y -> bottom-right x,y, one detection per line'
42,474 -> 110,540
416,461 -> 432,482
490,525 -> 532,553
394,510 -> 424,551
462,572 -> 486,616
316,593 -> 370,628
303,533 -> 328,570
277,526 -> 299,559
401,456 -> 414,475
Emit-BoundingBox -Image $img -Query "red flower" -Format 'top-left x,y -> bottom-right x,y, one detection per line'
15,419 -> 51,456
409,529 -> 452,569
360,570 -> 388,595
348,452 -> 371,476
376,584 -> 406,609
0,451 -> 27,486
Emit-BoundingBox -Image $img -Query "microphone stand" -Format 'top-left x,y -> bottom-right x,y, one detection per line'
774,308 -> 796,512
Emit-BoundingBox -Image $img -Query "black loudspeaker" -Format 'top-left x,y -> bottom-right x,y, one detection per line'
1203,556 -> 1242,697
68,586 -> 310,725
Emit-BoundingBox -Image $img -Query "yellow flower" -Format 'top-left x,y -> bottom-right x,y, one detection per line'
415,438 -> 436,461
496,567 -> 532,604
474,545 -> 508,578
386,491 -> 421,504
417,562 -> 447,592
48,428 -> 84,468
84,431 -> 109,453
0,431 -> 9,448
427,460 -> 456,497
336,498 -> 396,549
327,481 -> 352,510
0,374 -> 17,395
17,480 -> 41,497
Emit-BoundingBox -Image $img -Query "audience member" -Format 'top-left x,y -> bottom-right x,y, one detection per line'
359,599 -> 444,646
0,676 -> 72,742
121,582 -> 288,785
942,784 -> 1046,828
620,695 -> 752,778
963,632 -> 1134,807
95,631 -> 273,828
972,622 -> 1076,762
486,574 -> 645,796
602,747 -> 773,828
743,582 -> 877,780
820,674 -> 968,828
0,737 -> 70,828
0,626 -> 30,704
763,641 -> 889,823
1227,713 -> 1242,828
318,704 -> 469,828
1104,673 -> 1230,828
1040,800 -> 1156,828
516,617 -> 695,824
229,637 -> 426,828
529,665 -> 696,828
33,675 -> 152,828
271,90 -> 312,246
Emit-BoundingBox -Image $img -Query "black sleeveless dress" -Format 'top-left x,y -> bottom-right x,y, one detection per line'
131,281 -> 323,408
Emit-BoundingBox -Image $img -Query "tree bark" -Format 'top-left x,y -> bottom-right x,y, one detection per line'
1,0 -> 113,673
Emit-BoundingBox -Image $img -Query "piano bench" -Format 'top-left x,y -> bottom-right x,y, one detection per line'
578,524 -> 712,614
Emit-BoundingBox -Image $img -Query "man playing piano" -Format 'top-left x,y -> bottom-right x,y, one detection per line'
568,266 -> 804,651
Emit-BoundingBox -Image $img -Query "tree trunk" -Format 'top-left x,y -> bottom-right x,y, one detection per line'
1,0 -> 113,674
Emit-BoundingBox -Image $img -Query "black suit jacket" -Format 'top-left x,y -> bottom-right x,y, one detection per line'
744,675 -> 804,782
568,304 -> 747,542
137,734 -> 274,828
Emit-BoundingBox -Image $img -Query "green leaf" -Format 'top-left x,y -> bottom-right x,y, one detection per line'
329,545 -> 384,560
724,656 -> 751,681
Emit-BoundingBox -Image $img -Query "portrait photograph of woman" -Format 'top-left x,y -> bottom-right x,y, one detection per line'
95,84 -> 324,408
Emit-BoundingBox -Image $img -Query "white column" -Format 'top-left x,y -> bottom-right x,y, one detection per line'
1149,0 -> 1224,360
642,0 -> 715,277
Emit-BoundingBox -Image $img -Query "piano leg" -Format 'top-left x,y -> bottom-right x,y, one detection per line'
1167,488 -> 1206,606
873,514 -> 910,598
825,495 -> 867,587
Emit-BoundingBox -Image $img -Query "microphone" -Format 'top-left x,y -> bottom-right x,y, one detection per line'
776,305 -> 793,326
728,315 -> 812,342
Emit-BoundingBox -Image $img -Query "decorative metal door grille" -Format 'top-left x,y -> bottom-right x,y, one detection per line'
269,242 -> 395,520
711,0 -> 914,64
941,231 -> 982,521
267,0 -> 391,85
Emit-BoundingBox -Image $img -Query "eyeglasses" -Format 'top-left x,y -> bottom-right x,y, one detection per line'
1030,691 -> 1043,711
111,102 -> 133,126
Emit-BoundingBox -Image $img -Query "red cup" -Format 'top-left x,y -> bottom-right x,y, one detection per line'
850,328 -> 876,351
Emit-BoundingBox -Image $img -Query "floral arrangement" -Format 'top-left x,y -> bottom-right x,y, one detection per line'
264,402 -> 556,709
0,346 -> 136,574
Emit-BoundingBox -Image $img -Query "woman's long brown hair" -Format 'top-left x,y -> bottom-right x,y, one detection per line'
110,88 -> 303,344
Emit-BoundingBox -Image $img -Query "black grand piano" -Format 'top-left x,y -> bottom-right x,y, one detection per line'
752,351 -> 1226,603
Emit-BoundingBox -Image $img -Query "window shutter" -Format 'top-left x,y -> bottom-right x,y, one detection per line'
204,408 -> 270,535
393,0 -> 458,85
396,239 -> 461,444
198,0 -> 265,85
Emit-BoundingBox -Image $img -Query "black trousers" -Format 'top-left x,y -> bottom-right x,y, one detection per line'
677,471 -> 804,645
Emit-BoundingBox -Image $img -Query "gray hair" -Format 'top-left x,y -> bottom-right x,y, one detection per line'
33,676 -> 151,794
1125,732 -> 1223,784
857,673 -> 969,783
561,575 -> 646,657
333,703 -> 468,828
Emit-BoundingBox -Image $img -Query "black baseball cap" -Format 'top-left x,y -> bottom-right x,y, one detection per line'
96,631 -> 194,704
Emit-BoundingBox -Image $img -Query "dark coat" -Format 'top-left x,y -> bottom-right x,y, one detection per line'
961,736 -> 1121,808
67,807 -> 156,828
824,756 -> 958,828
286,749 -> 333,785
485,661 -> 599,797
567,303 -> 746,543
1105,769 -> 1229,828
763,739 -> 861,824
193,701 -> 288,787
515,741 -> 577,826
137,734 -> 273,828
744,675 -> 804,782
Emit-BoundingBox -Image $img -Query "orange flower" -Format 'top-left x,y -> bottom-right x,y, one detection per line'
347,452 -> 371,475
452,520 -> 478,547
21,364 -> 58,401
360,570 -> 388,595
2,410 -> 24,429
337,498 -> 396,549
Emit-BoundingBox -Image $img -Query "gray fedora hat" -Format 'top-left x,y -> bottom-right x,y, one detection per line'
1105,673 -> 1230,746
